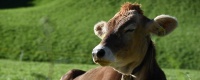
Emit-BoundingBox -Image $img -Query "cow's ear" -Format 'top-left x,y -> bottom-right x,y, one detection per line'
94,21 -> 107,39
147,15 -> 178,36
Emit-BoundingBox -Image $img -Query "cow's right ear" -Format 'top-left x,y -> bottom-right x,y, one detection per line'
146,15 -> 178,36
94,21 -> 107,39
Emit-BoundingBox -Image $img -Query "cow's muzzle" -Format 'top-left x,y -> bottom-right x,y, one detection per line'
92,44 -> 115,66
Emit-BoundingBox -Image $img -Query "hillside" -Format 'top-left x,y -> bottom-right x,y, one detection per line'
0,0 -> 199,69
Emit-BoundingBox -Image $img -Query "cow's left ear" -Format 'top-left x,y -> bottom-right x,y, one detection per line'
94,21 -> 107,39
147,15 -> 178,36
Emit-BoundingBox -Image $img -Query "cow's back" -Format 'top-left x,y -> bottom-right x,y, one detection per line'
74,66 -> 121,80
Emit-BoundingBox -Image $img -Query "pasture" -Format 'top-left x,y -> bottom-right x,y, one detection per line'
0,0 -> 200,79
0,0 -> 199,69
0,59 -> 200,80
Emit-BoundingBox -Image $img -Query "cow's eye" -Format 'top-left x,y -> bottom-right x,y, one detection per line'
125,29 -> 135,33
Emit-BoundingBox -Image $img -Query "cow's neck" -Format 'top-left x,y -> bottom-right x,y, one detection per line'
122,40 -> 166,80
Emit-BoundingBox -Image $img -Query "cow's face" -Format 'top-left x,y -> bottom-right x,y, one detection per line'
93,9 -> 147,74
92,3 -> 177,74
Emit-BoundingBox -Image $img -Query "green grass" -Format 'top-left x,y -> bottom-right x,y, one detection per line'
0,59 -> 200,80
0,0 -> 200,69
0,59 -> 97,80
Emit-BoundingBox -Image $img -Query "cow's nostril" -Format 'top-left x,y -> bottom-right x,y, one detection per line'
96,49 -> 105,58
92,53 -> 95,57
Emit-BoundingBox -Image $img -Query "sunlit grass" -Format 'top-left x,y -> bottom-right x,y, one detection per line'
0,59 -> 199,80
0,59 -> 96,80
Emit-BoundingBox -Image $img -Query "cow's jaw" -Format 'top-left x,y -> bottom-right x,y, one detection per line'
111,58 -> 144,75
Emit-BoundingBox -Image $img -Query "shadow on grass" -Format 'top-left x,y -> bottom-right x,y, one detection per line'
0,0 -> 34,9
31,73 -> 49,80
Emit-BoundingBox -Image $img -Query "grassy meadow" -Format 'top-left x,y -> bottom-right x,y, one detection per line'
0,0 -> 200,79
0,59 -> 96,80
1,59 -> 200,80
0,0 -> 199,69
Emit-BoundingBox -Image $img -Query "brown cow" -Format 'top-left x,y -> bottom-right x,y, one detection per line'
61,2 -> 178,80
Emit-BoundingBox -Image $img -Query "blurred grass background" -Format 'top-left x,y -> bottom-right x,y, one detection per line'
0,0 -> 199,80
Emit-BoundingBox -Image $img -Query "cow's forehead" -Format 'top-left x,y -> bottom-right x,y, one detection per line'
106,12 -> 138,33
106,3 -> 143,33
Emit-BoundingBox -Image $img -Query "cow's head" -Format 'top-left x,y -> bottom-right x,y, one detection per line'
92,2 -> 177,75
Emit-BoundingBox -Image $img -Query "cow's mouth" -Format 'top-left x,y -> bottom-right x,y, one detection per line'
94,60 -> 111,66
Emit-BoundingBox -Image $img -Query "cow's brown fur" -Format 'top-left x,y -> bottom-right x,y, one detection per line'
119,2 -> 143,15
61,2 -> 177,80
